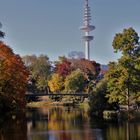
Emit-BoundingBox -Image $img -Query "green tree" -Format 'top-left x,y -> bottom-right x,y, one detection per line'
23,55 -> 51,93
89,79 -> 107,117
32,55 -> 51,93
106,28 -> 140,111
89,79 -> 118,117
64,70 -> 85,93
36,77 -> 48,92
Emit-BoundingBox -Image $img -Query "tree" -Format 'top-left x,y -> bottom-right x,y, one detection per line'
22,55 -> 51,93
36,76 -> 48,92
0,22 -> 5,38
48,73 -> 64,93
22,55 -> 37,68
55,59 -> 71,77
22,55 -> 38,93
64,70 -> 85,93
54,55 -> 67,65
31,55 -> 51,93
71,59 -> 100,81
89,79 -> 108,117
106,28 -> 140,111
70,59 -> 100,93
0,42 -> 29,111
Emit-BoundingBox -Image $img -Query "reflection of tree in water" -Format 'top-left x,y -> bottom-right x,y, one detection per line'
26,107 -> 140,140
104,122 -> 140,140
26,108 -> 49,131
47,107 -> 98,140
0,112 -> 27,140
27,106 -> 98,140
41,107 -> 88,131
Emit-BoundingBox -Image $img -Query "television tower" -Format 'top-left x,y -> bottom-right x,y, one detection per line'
80,0 -> 95,60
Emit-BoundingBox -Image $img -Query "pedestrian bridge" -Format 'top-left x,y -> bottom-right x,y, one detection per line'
26,93 -> 89,98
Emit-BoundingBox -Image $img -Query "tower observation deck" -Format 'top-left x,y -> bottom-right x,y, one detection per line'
80,0 -> 95,60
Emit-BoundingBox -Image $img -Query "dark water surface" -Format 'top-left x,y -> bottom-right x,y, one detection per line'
0,106 -> 140,140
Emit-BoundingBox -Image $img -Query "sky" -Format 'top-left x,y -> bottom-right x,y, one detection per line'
0,0 -> 140,64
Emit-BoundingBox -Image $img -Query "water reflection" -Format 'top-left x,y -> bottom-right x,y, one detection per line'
0,113 -> 27,140
27,107 -> 99,140
0,107 -> 140,140
27,107 -> 140,140
104,122 -> 140,140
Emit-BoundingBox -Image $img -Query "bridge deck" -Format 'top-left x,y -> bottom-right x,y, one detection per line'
26,93 -> 89,97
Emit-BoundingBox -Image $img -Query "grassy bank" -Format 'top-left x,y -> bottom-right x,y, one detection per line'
26,101 -> 64,108
26,96 -> 89,108
26,100 -> 89,109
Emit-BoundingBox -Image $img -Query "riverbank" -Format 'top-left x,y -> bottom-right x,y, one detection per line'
27,101 -> 67,107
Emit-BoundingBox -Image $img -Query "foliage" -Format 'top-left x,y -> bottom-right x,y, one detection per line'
103,110 -> 118,120
54,55 -> 67,65
105,62 -> 122,103
48,73 -> 64,93
55,59 -> 71,77
51,58 -> 101,94
70,59 -> 100,93
89,79 -> 108,117
22,55 -> 37,68
22,55 -> 51,93
30,55 -> 51,79
112,27 -> 139,54
64,70 -> 85,93
23,56 -> 101,95
89,79 -> 119,118
0,42 -> 29,110
106,28 -> 140,110
71,59 -> 100,80
36,77 -> 48,92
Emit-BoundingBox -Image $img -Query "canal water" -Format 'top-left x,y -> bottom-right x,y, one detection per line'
0,106 -> 140,140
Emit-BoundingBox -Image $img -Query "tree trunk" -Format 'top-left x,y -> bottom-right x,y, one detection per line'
126,91 -> 130,111
126,87 -> 130,120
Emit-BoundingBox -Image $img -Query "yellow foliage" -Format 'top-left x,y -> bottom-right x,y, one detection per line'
48,74 -> 64,93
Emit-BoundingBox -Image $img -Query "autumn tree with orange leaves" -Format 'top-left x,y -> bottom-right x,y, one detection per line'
0,42 -> 29,112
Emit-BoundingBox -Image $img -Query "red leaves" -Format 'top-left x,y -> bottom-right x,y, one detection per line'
54,58 -> 101,82
55,59 -> 71,77
0,42 -> 29,108
71,59 -> 100,79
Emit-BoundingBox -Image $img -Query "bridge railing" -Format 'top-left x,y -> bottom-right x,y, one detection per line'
25,92 -> 89,97
25,92 -> 89,102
